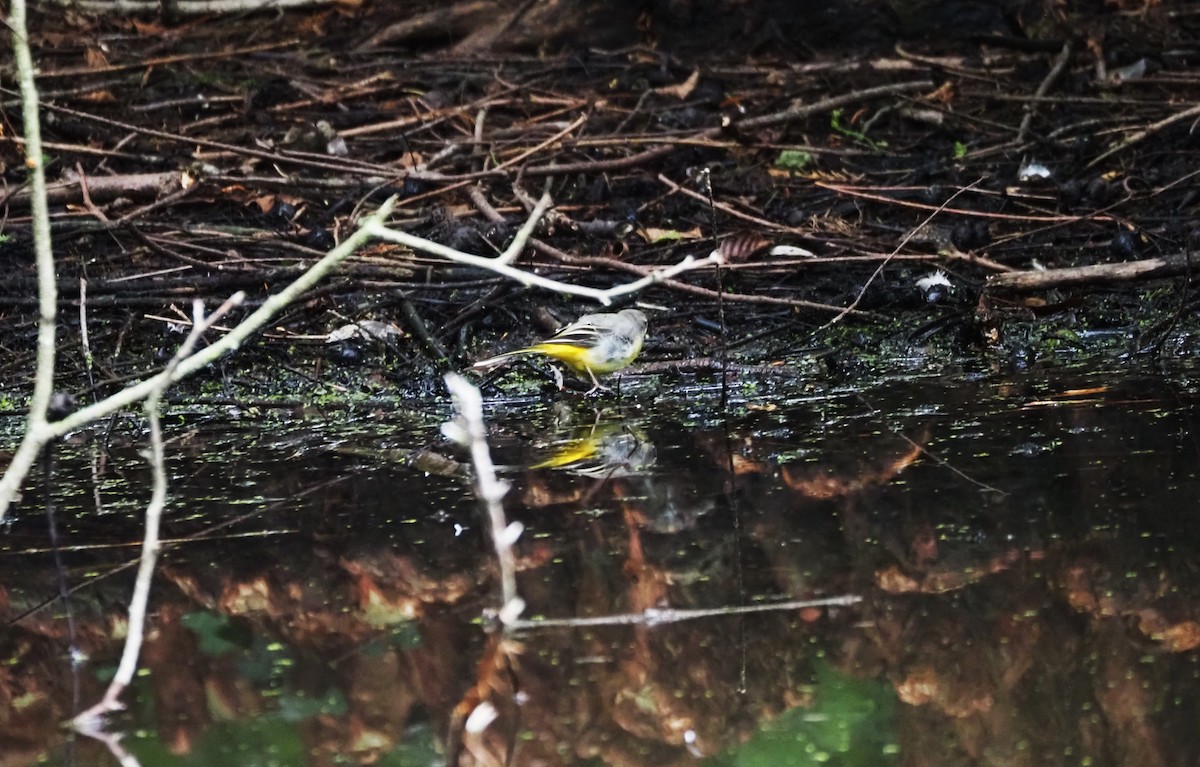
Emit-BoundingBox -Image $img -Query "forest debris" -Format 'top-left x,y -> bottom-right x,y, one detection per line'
0,170 -> 181,208
326,320 -> 404,343
639,225 -> 703,244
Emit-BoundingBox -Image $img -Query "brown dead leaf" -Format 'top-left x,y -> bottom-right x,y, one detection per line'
798,606 -> 824,623
895,666 -> 938,706
220,577 -> 272,615
718,231 -> 772,263
654,68 -> 700,100
249,193 -> 305,214
84,47 -> 110,70
1136,610 -> 1200,652
356,574 -> 421,627
729,453 -> 769,475
1157,621 -> 1200,652
130,18 -> 170,36
876,565 -> 920,593
922,81 -> 956,106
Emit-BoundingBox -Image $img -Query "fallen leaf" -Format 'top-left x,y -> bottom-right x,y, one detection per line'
718,232 -> 771,262
654,69 -> 700,100
638,226 -> 703,244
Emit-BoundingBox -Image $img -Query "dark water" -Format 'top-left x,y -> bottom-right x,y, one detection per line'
5,368 -> 1200,766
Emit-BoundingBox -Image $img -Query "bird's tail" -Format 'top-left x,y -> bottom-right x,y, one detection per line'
471,348 -> 535,370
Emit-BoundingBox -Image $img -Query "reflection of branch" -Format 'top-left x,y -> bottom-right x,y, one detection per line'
72,726 -> 140,767
444,374 -> 524,623
72,295 -> 244,731
42,0 -> 328,13
510,594 -> 862,630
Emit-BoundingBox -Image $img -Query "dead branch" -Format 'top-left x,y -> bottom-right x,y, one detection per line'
735,80 -> 935,130
0,170 -> 180,208
1088,102 -> 1200,170
1016,40 -> 1074,144
986,251 -> 1200,292
364,191 -> 724,305
355,1 -> 494,52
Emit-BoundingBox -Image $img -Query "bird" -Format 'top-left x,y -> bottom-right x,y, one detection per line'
472,309 -> 648,393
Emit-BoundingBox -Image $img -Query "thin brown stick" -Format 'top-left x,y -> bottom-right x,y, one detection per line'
34,39 -> 297,78
1017,40 -> 1074,144
656,173 -> 805,233
633,358 -> 798,376
735,80 -> 934,130
816,181 -> 1117,224
1087,101 -> 1200,169
25,100 -> 399,178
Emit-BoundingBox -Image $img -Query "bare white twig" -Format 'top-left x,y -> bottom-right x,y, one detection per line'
443,374 -> 523,624
79,278 -> 95,391
494,191 -> 552,266
6,0 -> 59,500
364,192 -> 722,305
72,293 -> 244,731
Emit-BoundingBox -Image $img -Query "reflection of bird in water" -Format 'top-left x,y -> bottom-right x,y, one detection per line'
631,479 -> 715,535
531,421 -> 656,478
472,309 -> 647,393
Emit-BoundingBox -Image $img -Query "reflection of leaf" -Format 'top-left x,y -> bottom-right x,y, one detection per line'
181,611 -> 250,657
276,688 -> 348,722
128,718 -> 308,767
377,722 -> 442,766
708,659 -> 898,767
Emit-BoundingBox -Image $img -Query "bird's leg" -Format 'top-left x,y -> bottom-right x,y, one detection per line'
584,367 -> 611,395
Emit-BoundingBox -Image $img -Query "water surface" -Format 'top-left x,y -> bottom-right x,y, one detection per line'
4,368 -> 1200,766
